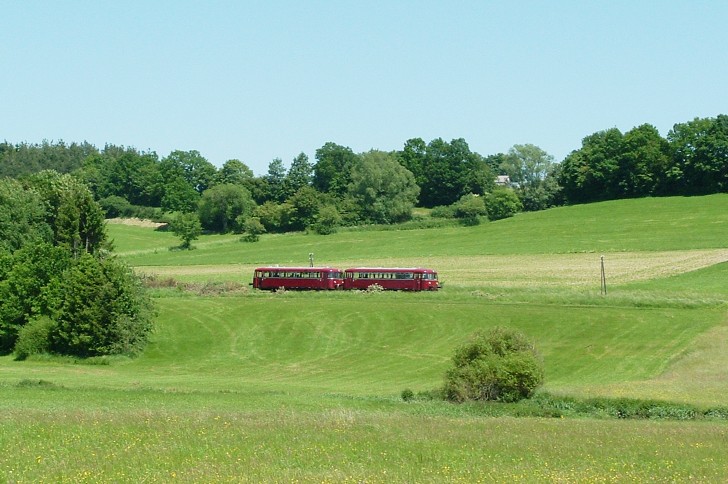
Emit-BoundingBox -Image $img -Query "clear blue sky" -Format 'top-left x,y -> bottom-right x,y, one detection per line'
2,1 -> 726,175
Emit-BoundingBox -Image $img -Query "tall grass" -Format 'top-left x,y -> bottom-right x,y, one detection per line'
1,391 -> 726,482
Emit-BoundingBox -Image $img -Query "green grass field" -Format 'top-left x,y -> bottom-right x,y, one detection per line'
2,195 -> 728,482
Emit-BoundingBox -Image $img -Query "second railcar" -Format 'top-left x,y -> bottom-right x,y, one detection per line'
343,267 -> 440,291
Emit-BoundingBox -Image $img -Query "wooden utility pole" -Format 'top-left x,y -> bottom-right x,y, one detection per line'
600,255 -> 607,296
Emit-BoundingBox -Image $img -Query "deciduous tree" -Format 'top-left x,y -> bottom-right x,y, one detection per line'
24,170 -> 107,256
0,178 -> 51,253
197,183 -> 255,233
284,152 -> 313,197
160,150 -> 217,194
169,212 -> 202,249
668,115 -> 728,195
347,150 -> 420,224
313,142 -> 357,197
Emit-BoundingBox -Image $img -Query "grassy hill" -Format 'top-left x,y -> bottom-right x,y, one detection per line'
2,195 -> 727,481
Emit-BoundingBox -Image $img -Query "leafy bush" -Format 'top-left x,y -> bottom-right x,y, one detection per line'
253,201 -> 294,233
13,315 -> 55,360
98,195 -> 134,218
443,327 -> 544,403
131,205 -> 167,222
239,216 -> 266,242
311,205 -> 341,235
169,212 -> 202,249
0,243 -> 72,353
452,194 -> 488,226
430,205 -> 455,219
484,188 -> 523,221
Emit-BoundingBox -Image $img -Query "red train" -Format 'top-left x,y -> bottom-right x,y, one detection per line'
343,267 -> 440,291
252,267 -> 344,290
252,266 -> 440,291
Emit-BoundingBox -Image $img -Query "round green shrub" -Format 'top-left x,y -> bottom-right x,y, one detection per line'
14,315 -> 55,360
443,327 -> 544,403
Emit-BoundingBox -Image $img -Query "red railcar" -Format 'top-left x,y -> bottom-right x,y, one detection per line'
343,268 -> 440,291
252,267 -> 344,290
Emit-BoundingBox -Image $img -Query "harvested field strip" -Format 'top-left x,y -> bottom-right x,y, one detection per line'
135,248 -> 728,288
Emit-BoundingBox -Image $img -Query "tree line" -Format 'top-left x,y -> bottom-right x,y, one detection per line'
1,113 -> 726,238
559,115 -> 728,203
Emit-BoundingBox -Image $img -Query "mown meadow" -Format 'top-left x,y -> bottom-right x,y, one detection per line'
1,194 -> 727,482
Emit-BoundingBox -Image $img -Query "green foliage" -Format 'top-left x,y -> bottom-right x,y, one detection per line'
528,393 -> 728,421
287,186 -> 323,231
0,140 -> 96,178
284,152 -> 313,197
452,194 -> 487,225
500,144 -> 555,190
313,142 -> 357,196
161,176 -> 200,213
253,201 -> 294,233
13,315 -> 55,360
556,118 -> 726,203
430,204 -> 456,219
197,183 -> 255,233
98,195 -> 134,218
214,159 -> 254,187
160,150 -> 216,194
48,254 -> 154,357
484,187 -> 522,220
169,212 -> 202,249
399,137 -> 494,208
499,144 -> 562,211
0,243 -> 72,353
264,158 -> 287,202
444,327 -> 544,403
668,114 -> 728,195
517,170 -> 563,211
80,147 -> 163,206
311,205 -> 341,235
347,150 -> 420,224
239,216 -> 266,242
25,170 -> 108,256
0,177 -> 52,252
